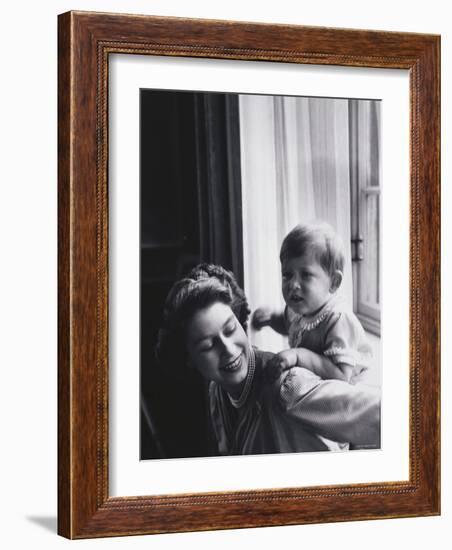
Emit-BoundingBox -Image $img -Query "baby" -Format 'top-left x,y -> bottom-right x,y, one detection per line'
252,222 -> 372,383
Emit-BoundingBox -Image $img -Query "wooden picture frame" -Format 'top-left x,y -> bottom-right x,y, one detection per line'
58,11 -> 440,539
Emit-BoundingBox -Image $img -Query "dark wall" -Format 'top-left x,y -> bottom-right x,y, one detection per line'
140,90 -> 243,459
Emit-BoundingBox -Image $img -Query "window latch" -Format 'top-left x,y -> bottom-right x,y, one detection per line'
351,234 -> 364,262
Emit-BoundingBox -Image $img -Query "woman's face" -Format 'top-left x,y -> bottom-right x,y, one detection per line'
186,301 -> 250,397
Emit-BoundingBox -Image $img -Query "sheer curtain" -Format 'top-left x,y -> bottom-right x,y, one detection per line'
240,95 -> 353,352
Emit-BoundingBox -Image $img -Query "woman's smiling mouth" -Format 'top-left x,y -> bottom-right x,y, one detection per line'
221,353 -> 242,373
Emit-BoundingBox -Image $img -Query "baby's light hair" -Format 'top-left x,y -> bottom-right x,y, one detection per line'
280,222 -> 345,278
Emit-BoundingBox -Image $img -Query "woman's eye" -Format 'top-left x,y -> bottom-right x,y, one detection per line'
224,323 -> 236,336
282,272 -> 291,279
198,341 -> 213,352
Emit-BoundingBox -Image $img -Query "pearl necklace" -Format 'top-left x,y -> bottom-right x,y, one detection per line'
228,347 -> 255,409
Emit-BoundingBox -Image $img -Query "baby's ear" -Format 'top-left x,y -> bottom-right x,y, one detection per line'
330,270 -> 343,292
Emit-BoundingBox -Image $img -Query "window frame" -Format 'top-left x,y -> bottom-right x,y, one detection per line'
349,100 -> 381,337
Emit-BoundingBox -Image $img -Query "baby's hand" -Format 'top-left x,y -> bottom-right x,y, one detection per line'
251,307 -> 273,330
265,350 -> 298,383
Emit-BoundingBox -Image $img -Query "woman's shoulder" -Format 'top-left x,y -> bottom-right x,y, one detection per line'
252,347 -> 276,374
252,347 -> 275,362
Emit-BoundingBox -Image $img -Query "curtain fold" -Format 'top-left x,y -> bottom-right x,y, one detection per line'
240,95 -> 353,352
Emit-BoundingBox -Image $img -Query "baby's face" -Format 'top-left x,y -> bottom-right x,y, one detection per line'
281,253 -> 333,316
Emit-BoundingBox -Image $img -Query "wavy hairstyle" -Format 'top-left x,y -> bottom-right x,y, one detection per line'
155,264 -> 250,369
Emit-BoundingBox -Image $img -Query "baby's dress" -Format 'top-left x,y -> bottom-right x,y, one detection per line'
285,293 -> 373,379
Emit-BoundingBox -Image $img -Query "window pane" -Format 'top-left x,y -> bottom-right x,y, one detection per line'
362,192 -> 380,307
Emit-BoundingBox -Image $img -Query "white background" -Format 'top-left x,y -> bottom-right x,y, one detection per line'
0,1 -> 448,548
110,57 -> 409,496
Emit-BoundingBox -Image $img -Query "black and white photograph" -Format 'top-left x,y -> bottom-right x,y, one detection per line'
2,0 -> 445,546
140,89 -> 382,460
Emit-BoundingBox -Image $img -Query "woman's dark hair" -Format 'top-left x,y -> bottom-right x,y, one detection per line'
155,264 -> 250,368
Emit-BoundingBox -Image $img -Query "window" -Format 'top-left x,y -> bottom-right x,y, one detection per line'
349,100 -> 381,336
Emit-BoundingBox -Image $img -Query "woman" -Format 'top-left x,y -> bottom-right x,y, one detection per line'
156,264 -> 380,455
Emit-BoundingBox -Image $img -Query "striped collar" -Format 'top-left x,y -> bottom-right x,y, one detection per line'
290,293 -> 342,332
